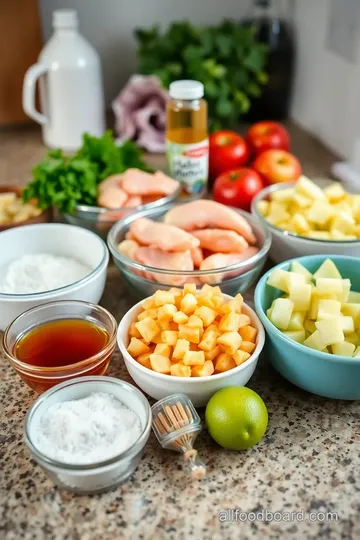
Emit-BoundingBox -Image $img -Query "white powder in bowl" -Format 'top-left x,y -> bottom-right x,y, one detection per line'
33,392 -> 142,465
0,253 -> 91,294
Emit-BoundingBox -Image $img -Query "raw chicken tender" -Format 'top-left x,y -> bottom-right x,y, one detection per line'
191,246 -> 204,268
98,186 -> 128,209
130,217 -> 200,252
124,196 -> 142,208
118,239 -> 139,260
121,169 -> 179,196
191,229 -> 248,253
199,247 -> 259,284
164,200 -> 256,244
98,174 -> 123,193
134,247 -> 193,286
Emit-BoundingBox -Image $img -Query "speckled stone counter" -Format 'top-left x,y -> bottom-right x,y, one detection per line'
0,124 -> 359,540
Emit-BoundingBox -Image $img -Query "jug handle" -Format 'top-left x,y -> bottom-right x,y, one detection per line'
23,64 -> 48,125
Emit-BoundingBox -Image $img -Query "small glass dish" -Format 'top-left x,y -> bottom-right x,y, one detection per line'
3,300 -> 117,393
23,376 -> 152,493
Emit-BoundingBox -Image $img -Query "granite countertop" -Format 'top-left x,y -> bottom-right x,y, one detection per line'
0,124 -> 359,540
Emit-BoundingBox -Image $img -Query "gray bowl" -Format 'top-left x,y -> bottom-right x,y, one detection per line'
107,203 -> 272,299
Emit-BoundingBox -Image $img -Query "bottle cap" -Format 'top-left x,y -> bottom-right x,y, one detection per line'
169,80 -> 204,100
53,9 -> 78,29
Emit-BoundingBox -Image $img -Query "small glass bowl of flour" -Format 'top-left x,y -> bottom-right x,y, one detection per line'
24,376 -> 152,494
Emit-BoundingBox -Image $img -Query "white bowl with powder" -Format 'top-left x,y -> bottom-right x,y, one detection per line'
24,376 -> 152,493
0,223 -> 108,330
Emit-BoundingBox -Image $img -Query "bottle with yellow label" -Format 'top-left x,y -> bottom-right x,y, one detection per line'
166,80 -> 208,198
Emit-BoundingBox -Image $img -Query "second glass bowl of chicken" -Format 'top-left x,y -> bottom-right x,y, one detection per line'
107,201 -> 271,298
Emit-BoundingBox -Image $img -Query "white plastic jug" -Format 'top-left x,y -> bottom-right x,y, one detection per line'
23,9 -> 105,151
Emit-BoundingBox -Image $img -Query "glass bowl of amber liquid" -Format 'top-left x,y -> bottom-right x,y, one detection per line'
3,300 -> 117,392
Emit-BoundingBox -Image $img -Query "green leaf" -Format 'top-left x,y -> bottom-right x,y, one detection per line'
216,98 -> 233,118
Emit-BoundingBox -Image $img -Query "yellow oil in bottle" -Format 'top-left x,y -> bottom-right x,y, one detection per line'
166,80 -> 208,198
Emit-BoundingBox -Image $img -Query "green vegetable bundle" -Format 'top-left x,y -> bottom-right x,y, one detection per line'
23,131 -> 152,214
135,20 -> 268,130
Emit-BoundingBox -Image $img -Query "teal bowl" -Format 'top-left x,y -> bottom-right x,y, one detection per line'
254,255 -> 360,400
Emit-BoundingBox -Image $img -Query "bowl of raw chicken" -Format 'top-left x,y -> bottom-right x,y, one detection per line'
107,199 -> 271,298
61,169 -> 181,238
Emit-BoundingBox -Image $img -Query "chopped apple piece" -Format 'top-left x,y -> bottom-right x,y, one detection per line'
313,259 -> 342,280
304,319 -> 316,334
295,176 -> 325,200
316,278 -> 344,295
323,182 -> 345,202
288,283 -> 312,311
317,299 -> 341,320
303,331 -> 326,351
353,346 -> 360,357
290,261 -> 313,283
257,200 -> 269,216
342,303 -> 360,325
266,268 -> 289,292
332,342 -> 355,357
315,318 -> 344,346
344,332 -> 359,346
348,291 -> 360,303
290,213 -> 310,234
307,200 -> 334,226
284,330 -> 306,343
340,316 -> 354,334
269,298 -> 294,330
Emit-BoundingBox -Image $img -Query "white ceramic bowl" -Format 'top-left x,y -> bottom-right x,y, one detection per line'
0,223 -> 108,330
117,295 -> 265,407
251,181 -> 360,263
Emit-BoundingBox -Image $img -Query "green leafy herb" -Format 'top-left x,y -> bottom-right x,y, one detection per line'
135,20 -> 268,130
22,131 -> 152,214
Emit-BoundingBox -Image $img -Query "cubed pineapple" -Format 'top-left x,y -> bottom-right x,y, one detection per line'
150,354 -> 171,373
170,363 -> 192,377
324,182 -> 345,202
331,230 -> 357,241
348,291 -> 360,303
191,361 -> 215,377
293,192 -> 313,208
286,271 -> 306,289
340,316 -> 355,334
204,345 -> 221,362
172,338 -> 190,360
198,330 -> 218,351
338,279 -> 351,303
313,259 -> 342,280
315,318 -> 344,346
295,176 -> 325,200
184,283 -> 197,295
288,282 -> 312,311
291,213 -> 310,234
344,332 -> 359,346
218,312 -> 240,332
154,343 -> 172,357
284,329 -> 306,343
178,325 -> 200,344
157,304 -> 177,322
303,331 -> 326,351
342,303 -> 360,326
304,319 -> 317,334
316,278 -> 344,295
161,330 -> 179,346
136,317 -> 161,343
136,352 -> 152,369
217,332 -> 242,355
317,299 -> 341,320
266,268 -> 290,292
214,353 -> 236,372
290,261 -> 313,283
240,341 -> 256,354
331,212 -> 355,235
307,231 -> 331,240
332,342 -> 355,357
287,311 -> 305,331
257,200 -> 269,216
307,200 -> 334,226
267,202 -> 291,225
353,346 -> 360,357
233,350 -> 251,366
187,315 -> 204,331
194,305 -> 217,326
180,293 -> 198,314
154,290 -> 176,307
269,298 -> 294,330
271,187 -> 294,203
129,322 -> 142,338
127,337 -> 150,357
239,325 -> 258,341
183,350 -> 205,366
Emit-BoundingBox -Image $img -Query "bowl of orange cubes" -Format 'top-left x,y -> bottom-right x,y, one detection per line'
117,283 -> 265,406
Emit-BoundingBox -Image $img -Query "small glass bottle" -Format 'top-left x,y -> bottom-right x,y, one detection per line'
166,80 -> 209,199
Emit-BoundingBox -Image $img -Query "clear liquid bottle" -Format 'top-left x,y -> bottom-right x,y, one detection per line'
166,80 -> 209,199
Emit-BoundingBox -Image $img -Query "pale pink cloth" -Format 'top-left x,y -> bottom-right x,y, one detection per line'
112,75 -> 169,153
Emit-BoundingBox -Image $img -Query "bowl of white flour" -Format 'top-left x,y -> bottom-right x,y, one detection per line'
0,223 -> 108,330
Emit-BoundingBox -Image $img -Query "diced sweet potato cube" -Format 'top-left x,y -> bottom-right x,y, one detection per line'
214,353 -> 236,372
170,363 -> 191,377
154,343 -> 172,357
203,323 -> 220,335
136,317 -> 160,343
187,315 -> 204,331
152,333 -> 162,344
183,350 -> 205,366
194,305 -> 217,326
240,341 -> 256,354
150,354 -> 171,373
204,345 -> 221,362
239,325 -> 257,342
158,319 -> 170,331
197,294 -> 216,309
137,309 -> 152,322
184,283 -> 197,295
169,287 -> 182,297
191,361 -> 215,377
211,286 -> 222,296
172,339 -> 190,360
178,325 -> 200,344
169,322 -> 178,331
219,312 -> 240,332
142,297 -> 156,310
161,330 -> 179,346
237,314 -> 251,328
212,296 -> 224,309
233,350 -> 250,366
136,353 -> 152,369
198,330 -> 218,351
180,293 -> 198,314
129,322 -> 141,338
154,290 -> 176,307
173,311 -> 189,325
127,337 -> 150,358
201,283 -> 215,296
157,304 -> 177,321
221,294 -> 244,314
217,332 -> 242,355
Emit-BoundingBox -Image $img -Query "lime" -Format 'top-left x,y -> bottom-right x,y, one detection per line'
205,386 -> 268,450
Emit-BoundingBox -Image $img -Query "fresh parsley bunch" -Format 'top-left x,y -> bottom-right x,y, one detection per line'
135,20 -> 268,130
23,131 -> 152,214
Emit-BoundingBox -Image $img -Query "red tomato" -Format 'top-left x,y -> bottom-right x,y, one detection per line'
245,121 -> 290,157
209,130 -> 250,180
213,168 -> 265,211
